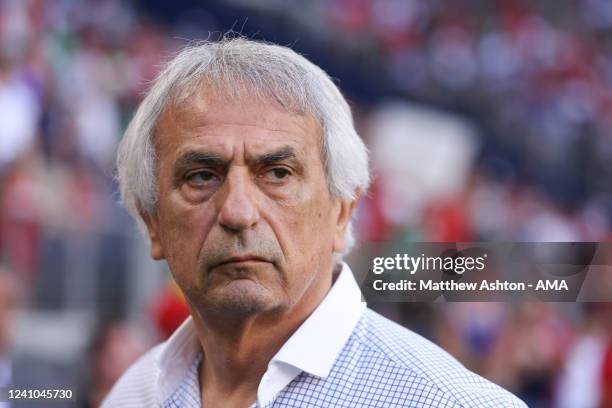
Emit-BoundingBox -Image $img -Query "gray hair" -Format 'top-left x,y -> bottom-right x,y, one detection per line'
116,38 -> 370,257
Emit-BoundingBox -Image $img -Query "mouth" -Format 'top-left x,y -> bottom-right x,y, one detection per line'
213,255 -> 270,269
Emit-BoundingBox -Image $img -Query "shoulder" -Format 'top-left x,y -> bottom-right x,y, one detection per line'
101,343 -> 164,408
351,309 -> 527,408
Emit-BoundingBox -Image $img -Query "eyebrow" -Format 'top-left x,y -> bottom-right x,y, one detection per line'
174,151 -> 227,170
251,146 -> 297,165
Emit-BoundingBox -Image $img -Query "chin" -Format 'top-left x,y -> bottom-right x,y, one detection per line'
198,279 -> 283,317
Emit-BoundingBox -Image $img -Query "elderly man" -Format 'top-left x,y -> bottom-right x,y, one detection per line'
104,38 -> 525,407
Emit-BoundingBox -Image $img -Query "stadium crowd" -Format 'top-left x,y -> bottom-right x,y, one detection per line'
0,0 -> 611,406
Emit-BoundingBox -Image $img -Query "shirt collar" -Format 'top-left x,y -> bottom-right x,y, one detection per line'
155,262 -> 366,406
258,262 -> 366,406
156,314 -> 201,403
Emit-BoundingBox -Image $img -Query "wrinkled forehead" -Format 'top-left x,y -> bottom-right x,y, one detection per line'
153,80 -> 324,156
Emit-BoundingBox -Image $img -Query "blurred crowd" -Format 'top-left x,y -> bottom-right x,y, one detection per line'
0,0 -> 611,406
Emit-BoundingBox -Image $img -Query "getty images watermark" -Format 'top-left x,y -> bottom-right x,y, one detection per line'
352,243 -> 612,302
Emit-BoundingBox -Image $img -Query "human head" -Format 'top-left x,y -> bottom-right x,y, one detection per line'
116,38 -> 369,317
116,37 -> 369,258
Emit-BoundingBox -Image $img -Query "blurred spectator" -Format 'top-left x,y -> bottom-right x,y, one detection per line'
555,304 -> 611,408
0,58 -> 39,170
81,321 -> 148,408
0,152 -> 42,289
0,268 -> 17,399
0,264 -> 76,405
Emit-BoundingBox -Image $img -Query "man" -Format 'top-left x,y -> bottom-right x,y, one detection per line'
104,38 -> 526,407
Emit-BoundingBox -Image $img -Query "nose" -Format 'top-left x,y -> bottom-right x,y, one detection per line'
217,167 -> 260,233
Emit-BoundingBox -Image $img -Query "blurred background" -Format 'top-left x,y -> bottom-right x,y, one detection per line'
0,0 -> 611,406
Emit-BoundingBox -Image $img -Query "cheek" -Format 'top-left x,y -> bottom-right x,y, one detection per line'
158,192 -> 217,267
270,186 -> 336,260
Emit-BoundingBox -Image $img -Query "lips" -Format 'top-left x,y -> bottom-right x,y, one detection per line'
213,255 -> 270,269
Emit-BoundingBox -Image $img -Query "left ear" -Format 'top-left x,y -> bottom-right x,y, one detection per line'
332,192 -> 360,253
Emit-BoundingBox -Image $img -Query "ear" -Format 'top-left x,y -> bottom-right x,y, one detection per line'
139,207 -> 165,260
332,191 -> 360,254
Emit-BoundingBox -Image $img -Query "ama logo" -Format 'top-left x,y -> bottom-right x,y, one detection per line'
535,280 -> 569,291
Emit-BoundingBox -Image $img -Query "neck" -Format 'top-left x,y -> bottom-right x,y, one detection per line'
191,267 -> 334,403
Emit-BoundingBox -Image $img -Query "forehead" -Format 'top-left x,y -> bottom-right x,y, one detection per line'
154,87 -> 322,159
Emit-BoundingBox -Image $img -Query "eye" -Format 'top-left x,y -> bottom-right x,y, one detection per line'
185,170 -> 220,187
261,167 -> 292,183
270,168 -> 290,179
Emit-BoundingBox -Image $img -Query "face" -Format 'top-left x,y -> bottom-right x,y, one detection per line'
143,90 -> 355,317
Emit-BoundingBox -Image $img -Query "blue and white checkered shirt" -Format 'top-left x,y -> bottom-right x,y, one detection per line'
103,264 -> 527,407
